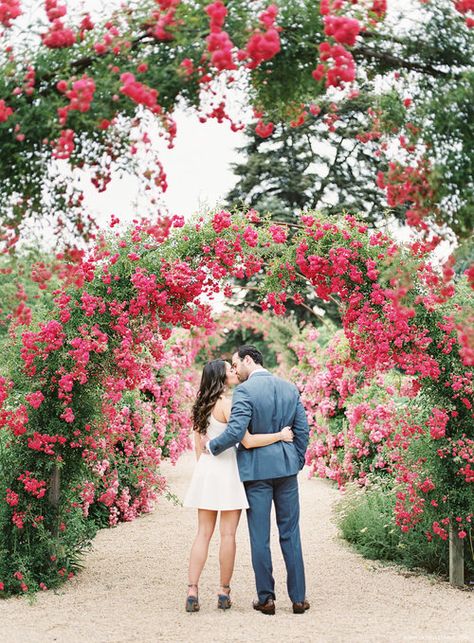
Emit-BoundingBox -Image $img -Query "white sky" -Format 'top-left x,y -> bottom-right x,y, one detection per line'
81,109 -> 246,226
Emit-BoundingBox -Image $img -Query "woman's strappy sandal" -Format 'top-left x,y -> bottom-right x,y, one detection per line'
217,584 -> 232,610
185,584 -> 200,613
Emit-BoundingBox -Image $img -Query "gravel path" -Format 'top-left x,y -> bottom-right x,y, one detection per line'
1,451 -> 473,643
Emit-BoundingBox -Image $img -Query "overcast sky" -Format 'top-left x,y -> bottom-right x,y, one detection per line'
80,109 -> 247,226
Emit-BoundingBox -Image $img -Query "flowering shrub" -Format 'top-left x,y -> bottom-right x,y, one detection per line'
335,477 -> 456,576
287,270 -> 473,574
0,0 -> 21,28
0,324 -> 198,591
0,221 -> 208,594
80,334 -> 197,529
290,326 -> 398,486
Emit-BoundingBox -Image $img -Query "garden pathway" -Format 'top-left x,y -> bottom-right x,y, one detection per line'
1,452 -> 473,643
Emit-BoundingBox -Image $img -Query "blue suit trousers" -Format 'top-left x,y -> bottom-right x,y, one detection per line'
244,475 -> 306,604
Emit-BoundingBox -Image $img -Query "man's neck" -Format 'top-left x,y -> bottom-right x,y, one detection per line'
248,366 -> 266,378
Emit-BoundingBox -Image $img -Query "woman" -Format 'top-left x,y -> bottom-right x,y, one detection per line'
183,359 -> 293,613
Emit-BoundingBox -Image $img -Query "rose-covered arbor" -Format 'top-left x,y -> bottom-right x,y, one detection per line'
0,208 -> 472,594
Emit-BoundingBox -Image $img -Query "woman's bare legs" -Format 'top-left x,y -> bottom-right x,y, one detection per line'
188,509 -> 217,596
218,509 -> 241,595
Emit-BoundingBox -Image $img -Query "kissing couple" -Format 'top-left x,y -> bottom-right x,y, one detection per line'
183,345 -> 310,615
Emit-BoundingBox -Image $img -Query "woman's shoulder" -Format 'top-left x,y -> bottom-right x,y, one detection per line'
213,395 -> 231,421
212,395 -> 232,422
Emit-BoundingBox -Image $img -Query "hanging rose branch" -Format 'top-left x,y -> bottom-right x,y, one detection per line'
0,0 -> 472,252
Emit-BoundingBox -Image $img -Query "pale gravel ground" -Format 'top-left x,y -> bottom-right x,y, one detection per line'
1,451 -> 473,643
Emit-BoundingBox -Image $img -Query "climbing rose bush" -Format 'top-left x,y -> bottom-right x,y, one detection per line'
289,287 -> 473,547
0,217 -> 211,594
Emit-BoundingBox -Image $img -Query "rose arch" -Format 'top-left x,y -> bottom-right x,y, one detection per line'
0,0 -> 473,598
0,209 -> 472,594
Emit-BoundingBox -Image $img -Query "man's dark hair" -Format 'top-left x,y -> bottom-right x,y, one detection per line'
237,345 -> 264,366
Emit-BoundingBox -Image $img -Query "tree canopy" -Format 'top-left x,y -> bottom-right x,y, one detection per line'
0,0 -> 472,251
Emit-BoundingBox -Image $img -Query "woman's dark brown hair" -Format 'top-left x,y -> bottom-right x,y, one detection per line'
192,359 -> 227,434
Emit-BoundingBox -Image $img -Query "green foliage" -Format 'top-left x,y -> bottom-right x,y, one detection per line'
194,310 -> 301,372
336,479 -> 403,562
213,327 -> 278,369
265,315 -> 301,370
336,478 -> 452,575
0,0 -> 471,242
227,0 -> 474,241
454,237 -> 474,276
250,2 -> 324,116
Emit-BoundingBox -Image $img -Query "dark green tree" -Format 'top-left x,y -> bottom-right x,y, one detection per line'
226,99 -> 391,227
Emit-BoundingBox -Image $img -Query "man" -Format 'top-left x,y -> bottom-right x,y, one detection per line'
204,345 -> 310,615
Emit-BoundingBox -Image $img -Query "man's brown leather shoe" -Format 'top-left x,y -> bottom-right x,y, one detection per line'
253,598 -> 275,615
292,599 -> 310,614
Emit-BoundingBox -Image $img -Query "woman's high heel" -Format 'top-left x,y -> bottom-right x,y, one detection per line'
185,583 -> 200,612
217,584 -> 232,610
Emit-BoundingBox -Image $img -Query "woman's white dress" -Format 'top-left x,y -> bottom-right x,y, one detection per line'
183,414 -> 249,510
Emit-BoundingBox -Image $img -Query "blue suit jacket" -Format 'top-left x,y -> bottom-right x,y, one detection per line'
208,371 -> 309,482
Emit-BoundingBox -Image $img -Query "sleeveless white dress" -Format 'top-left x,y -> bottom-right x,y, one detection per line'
183,414 -> 249,510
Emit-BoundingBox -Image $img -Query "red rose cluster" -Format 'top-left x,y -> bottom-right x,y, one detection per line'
149,0 -> 180,41
370,0 -> 387,19
42,0 -> 76,49
243,4 -> 281,69
52,128 -> 75,159
313,41 -> 356,86
205,1 -> 236,71
376,158 -> 436,231
313,2 -> 362,88
324,15 -> 361,46
255,119 -> 274,138
204,2 -> 281,73
0,98 -> 13,122
0,0 -> 21,27
454,0 -> 474,27
119,72 -> 160,111
56,75 -> 96,125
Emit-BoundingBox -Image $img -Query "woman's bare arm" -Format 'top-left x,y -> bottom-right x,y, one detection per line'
241,427 -> 293,449
194,431 -> 204,460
